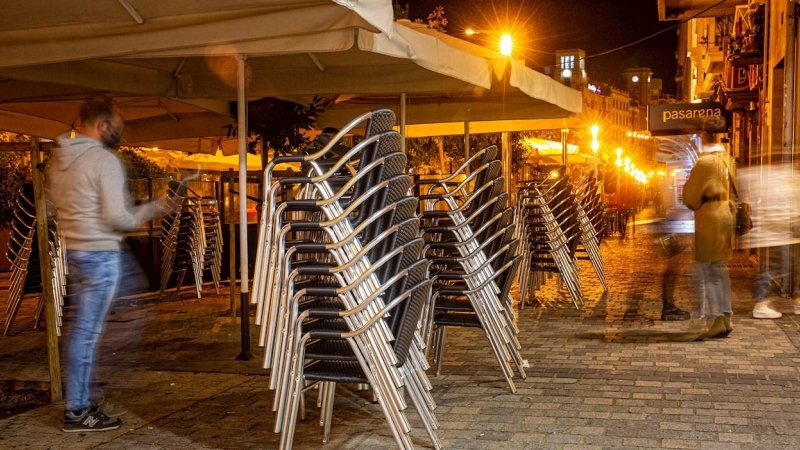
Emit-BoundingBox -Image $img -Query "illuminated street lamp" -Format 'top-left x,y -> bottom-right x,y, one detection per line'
589,124 -> 600,153
464,29 -> 513,57
500,33 -> 513,56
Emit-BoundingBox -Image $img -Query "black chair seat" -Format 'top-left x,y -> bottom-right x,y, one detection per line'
434,312 -> 482,328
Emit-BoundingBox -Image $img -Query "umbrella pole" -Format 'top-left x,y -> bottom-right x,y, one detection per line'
464,121 -> 470,175
501,131 -> 512,204
400,93 -> 406,153
561,128 -> 569,167
30,137 -> 62,401
236,56 -> 253,361
228,169 -> 236,320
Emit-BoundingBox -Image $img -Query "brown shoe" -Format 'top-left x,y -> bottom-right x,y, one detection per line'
698,315 -> 727,340
720,312 -> 733,337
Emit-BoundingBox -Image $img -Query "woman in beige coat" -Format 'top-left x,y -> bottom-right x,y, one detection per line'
682,147 -> 734,338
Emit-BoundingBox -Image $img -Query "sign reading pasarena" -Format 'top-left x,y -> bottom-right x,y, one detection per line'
648,102 -> 727,136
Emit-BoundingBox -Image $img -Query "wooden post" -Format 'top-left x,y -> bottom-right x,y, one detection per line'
464,121 -> 471,176
30,137 -> 62,402
501,131 -> 512,205
437,137 -> 446,175
228,169 -> 237,320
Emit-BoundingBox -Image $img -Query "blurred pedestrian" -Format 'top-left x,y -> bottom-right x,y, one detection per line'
660,234 -> 691,321
737,163 -> 800,318
682,144 -> 734,339
47,99 -> 178,432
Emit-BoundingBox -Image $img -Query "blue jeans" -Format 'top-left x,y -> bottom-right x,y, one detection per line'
65,251 -> 120,412
694,261 -> 732,318
754,244 -> 800,301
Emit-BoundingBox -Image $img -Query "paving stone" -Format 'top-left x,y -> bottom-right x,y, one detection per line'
4,209 -> 800,448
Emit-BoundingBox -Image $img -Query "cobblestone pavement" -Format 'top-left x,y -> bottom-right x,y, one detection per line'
4,208 -> 800,449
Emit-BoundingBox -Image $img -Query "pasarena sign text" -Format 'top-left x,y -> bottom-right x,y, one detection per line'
648,102 -> 727,136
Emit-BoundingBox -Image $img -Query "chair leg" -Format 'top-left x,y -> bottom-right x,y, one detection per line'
435,326 -> 447,377
33,294 -> 45,330
322,382 -> 336,443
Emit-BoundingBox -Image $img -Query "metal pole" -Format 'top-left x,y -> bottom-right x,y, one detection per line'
235,56 -> 252,361
400,93 -> 407,153
30,137 -> 62,401
228,169 -> 236,320
561,128 -> 569,167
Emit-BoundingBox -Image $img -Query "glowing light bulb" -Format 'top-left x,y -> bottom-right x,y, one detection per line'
500,34 -> 513,56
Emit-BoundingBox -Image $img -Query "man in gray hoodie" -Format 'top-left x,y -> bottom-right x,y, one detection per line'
47,99 -> 173,432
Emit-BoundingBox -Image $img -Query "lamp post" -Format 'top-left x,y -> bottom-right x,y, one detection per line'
590,124 -> 600,180
616,147 -> 623,205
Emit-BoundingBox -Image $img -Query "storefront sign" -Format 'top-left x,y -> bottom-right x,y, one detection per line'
648,102 -> 727,136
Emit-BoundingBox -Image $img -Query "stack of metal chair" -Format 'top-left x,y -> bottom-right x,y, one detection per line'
159,188 -> 219,298
572,174 -> 607,291
515,169 -> 584,309
416,146 -> 526,393
198,198 -> 222,293
251,109 -> 441,450
4,184 -> 68,335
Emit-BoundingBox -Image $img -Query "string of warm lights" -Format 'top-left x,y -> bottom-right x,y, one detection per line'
614,146 -> 652,184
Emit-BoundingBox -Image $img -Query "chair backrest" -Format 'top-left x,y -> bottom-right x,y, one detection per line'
381,238 -> 426,319
368,218 -> 421,278
348,135 -> 405,209
352,172 -> 410,228
498,255 -> 522,302
364,109 -> 396,138
392,277 -> 433,367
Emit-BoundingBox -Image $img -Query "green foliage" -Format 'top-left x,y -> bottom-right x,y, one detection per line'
0,152 -> 31,227
227,96 -> 323,161
405,137 -> 441,174
0,133 -> 32,227
427,6 -> 448,33
406,133 -> 502,175
117,148 -> 170,179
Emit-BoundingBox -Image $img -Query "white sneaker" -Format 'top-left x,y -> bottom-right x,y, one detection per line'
753,301 -> 782,319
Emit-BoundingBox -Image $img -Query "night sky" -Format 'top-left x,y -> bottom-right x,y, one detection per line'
402,0 -> 678,94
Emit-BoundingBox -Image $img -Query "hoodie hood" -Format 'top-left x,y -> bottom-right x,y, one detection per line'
54,132 -> 105,171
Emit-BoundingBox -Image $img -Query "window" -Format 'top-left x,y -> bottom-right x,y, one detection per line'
560,55 -> 574,70
715,16 -> 733,48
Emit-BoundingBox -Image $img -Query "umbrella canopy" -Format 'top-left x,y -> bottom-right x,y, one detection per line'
312,20 -> 583,130
0,89 -> 233,150
0,0 -> 394,68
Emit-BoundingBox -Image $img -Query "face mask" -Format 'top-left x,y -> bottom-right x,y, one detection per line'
101,120 -> 123,148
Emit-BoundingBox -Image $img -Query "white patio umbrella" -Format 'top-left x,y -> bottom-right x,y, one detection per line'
0,0 -> 399,388
0,0 -> 394,68
311,20 -> 582,129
